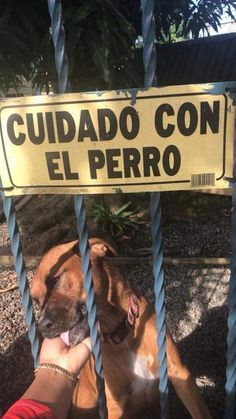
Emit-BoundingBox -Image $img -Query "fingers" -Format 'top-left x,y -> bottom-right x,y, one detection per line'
70,338 -> 92,364
39,336 -> 92,376
81,337 -> 92,352
40,337 -> 60,357
69,337 -> 92,371
39,337 -> 68,363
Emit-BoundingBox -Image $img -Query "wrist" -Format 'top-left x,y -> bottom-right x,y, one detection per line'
35,367 -> 75,388
35,363 -> 79,385
22,368 -> 75,403
22,368 -> 75,419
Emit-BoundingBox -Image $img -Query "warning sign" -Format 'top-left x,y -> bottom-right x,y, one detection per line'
0,83 -> 235,196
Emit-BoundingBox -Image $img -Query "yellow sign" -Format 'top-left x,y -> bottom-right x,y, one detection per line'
0,83 -> 235,196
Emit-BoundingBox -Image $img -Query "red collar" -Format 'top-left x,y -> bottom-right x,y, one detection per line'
102,294 -> 139,345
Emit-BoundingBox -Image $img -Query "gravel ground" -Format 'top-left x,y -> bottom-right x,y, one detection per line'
0,206 -> 232,418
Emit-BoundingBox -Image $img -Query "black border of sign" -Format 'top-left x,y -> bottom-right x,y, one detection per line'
0,91 -> 228,190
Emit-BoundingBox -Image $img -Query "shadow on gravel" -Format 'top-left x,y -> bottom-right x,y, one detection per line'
0,333 -> 34,415
170,305 -> 228,419
0,306 -> 228,419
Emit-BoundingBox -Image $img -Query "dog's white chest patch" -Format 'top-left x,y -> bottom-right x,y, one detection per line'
132,353 -> 157,380
129,353 -> 158,397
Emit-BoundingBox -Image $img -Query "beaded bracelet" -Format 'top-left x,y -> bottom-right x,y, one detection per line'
35,363 -> 79,384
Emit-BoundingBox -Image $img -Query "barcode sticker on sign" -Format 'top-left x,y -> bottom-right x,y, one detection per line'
191,173 -> 216,187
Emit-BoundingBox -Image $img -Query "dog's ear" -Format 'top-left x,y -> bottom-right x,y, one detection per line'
89,238 -> 118,258
72,238 -> 118,261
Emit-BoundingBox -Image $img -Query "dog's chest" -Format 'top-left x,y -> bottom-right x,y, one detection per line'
132,353 -> 156,379
129,352 -> 158,396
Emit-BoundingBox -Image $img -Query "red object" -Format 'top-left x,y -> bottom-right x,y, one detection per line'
2,399 -> 57,419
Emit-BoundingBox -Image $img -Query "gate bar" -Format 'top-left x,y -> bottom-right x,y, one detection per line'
140,1 -> 169,417
0,188 -> 39,367
47,1 -> 108,418
225,174 -> 236,417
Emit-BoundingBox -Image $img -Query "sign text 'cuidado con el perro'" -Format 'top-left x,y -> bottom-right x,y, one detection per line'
0,84 -> 234,195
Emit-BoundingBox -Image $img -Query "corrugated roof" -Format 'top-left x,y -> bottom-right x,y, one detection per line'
134,33 -> 236,86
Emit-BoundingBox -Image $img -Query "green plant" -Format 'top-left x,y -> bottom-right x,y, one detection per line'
88,200 -> 138,238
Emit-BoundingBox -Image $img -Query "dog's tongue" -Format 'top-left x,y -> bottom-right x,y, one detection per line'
60,331 -> 70,346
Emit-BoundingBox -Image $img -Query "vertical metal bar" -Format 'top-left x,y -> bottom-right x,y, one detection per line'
0,188 -> 39,367
225,177 -> 236,418
140,1 -> 169,418
47,0 -> 69,94
141,0 -> 157,87
47,1 -> 108,417
150,194 -> 168,418
74,197 -> 108,419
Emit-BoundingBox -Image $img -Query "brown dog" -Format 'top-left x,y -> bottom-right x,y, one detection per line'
31,238 -> 212,419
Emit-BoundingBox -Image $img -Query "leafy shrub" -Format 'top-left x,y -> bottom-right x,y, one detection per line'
88,200 -> 138,238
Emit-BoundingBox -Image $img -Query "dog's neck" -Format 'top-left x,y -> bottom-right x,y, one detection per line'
95,259 -> 139,342
102,293 -> 139,345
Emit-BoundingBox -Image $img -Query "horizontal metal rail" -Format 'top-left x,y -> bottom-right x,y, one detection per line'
0,255 -> 230,269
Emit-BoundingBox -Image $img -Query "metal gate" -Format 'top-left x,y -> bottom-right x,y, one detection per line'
1,1 -> 236,418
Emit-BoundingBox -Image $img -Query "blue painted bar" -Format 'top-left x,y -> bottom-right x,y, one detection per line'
47,1 -> 108,417
0,190 -> 39,367
140,0 -> 169,417
74,196 -> 108,419
225,178 -> 236,418
150,193 -> 169,418
47,0 -> 69,94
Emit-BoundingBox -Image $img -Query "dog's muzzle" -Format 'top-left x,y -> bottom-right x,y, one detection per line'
38,303 -> 90,345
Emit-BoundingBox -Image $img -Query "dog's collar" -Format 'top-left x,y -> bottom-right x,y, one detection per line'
102,294 -> 139,345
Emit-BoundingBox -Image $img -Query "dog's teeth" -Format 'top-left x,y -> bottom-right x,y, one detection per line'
60,331 -> 70,346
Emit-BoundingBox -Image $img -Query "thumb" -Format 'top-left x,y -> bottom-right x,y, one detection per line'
69,337 -> 92,373
80,337 -> 92,352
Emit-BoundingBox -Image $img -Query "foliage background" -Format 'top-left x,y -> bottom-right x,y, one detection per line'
0,0 -> 235,93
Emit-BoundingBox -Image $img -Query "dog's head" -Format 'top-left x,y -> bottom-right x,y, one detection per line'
31,238 -> 117,346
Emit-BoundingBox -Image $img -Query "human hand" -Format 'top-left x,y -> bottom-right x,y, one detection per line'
39,336 -> 92,377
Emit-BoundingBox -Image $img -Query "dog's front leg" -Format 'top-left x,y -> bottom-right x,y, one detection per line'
104,387 -> 128,419
166,332 -> 212,419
